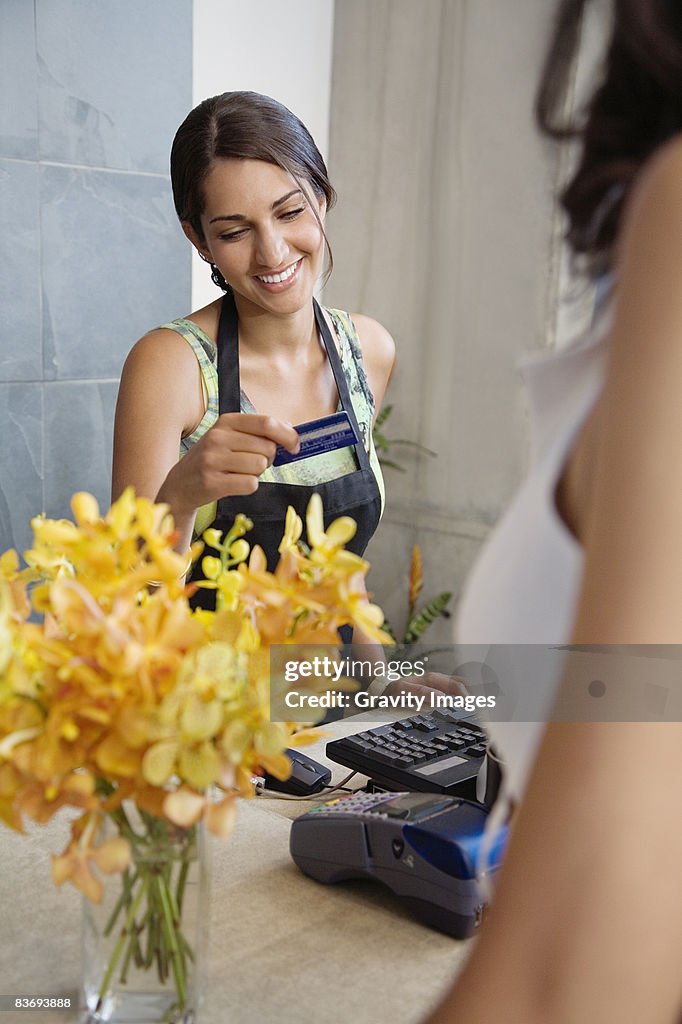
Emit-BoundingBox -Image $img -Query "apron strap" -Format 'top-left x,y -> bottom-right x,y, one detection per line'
313,298 -> 371,472
217,290 -> 241,414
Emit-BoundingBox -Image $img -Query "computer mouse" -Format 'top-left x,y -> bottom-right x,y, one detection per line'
262,748 -> 332,796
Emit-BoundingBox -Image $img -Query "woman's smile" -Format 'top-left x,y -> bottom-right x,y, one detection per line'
253,257 -> 303,292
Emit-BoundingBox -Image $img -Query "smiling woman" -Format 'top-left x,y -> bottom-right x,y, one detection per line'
112,92 -> 395,618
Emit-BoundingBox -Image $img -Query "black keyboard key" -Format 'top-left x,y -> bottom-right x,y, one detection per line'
374,750 -> 403,763
343,736 -> 370,750
433,709 -> 461,723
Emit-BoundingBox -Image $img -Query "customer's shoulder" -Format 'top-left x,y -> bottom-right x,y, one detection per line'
623,134 -> 682,241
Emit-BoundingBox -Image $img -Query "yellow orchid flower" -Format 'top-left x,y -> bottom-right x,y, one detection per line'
278,505 -> 303,553
306,493 -> 357,552
71,491 -> 100,525
52,814 -> 130,903
201,555 -> 222,580
202,527 -> 223,549
229,538 -> 250,562
337,574 -> 394,645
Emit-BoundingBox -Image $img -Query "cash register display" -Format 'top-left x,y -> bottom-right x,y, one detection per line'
378,792 -> 457,821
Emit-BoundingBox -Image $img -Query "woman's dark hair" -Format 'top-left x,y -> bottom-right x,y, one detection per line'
536,0 -> 682,270
170,91 -> 337,289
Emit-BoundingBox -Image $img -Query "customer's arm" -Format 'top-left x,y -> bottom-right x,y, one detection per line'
425,138 -> 682,1024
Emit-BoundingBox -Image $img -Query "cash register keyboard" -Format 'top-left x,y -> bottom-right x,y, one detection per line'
325,710 -> 489,796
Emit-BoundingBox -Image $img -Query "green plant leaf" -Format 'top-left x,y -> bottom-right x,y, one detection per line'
373,431 -> 390,453
373,404 -> 393,430
403,592 -> 452,645
386,439 -> 437,458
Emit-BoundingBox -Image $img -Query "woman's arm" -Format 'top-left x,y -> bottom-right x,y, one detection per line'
425,139 -> 682,1023
426,722 -> 682,1024
112,329 -> 206,549
112,328 -> 299,553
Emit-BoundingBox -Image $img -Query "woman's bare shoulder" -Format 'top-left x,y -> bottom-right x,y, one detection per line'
350,314 -> 396,362
619,134 -> 682,257
349,313 -> 396,402
610,133 -> 682,361
126,297 -> 221,367
119,329 -> 197,390
348,313 -> 396,410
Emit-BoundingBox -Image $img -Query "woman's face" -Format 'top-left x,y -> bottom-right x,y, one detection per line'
190,158 -> 326,316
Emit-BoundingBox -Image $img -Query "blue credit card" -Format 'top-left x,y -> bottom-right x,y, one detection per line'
273,410 -> 358,466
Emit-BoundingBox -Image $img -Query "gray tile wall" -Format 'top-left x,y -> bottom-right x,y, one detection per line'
0,0 -> 192,555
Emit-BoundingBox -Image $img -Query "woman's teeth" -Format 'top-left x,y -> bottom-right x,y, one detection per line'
256,261 -> 299,284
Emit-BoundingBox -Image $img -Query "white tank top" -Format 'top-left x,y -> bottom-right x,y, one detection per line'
457,305 -> 611,799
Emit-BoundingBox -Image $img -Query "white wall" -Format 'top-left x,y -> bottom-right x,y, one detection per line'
325,0 -> 562,638
191,0 -> 335,310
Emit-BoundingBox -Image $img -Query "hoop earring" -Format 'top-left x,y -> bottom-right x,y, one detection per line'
195,249 -> 230,292
210,264 -> 230,292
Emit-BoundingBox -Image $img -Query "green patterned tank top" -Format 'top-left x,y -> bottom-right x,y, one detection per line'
160,308 -> 385,537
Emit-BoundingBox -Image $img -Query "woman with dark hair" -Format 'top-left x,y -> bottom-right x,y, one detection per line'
427,1 -> 682,1020
112,92 -> 394,613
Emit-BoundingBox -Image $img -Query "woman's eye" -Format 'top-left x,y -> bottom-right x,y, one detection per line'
280,207 -> 305,221
220,229 -> 248,242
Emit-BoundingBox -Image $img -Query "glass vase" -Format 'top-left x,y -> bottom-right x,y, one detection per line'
80,806 -> 209,1024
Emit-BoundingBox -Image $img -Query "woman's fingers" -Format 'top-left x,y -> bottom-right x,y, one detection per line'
217,413 -> 300,454
215,473 -> 261,497
423,672 -> 469,697
168,413 -> 302,506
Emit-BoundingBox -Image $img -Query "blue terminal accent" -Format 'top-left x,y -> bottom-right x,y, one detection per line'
403,801 -> 508,880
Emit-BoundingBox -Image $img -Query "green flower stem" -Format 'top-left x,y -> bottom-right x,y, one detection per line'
132,932 -> 144,970
95,875 -> 147,1013
119,921 -> 138,984
93,813 -> 197,1014
175,854 -> 189,913
103,867 -> 140,937
179,932 -> 195,963
144,902 -> 159,969
155,870 -> 187,1009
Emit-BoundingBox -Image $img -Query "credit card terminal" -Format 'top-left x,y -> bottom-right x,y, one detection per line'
290,790 -> 507,938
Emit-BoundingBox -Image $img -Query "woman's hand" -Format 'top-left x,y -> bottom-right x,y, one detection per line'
383,671 -> 467,701
157,412 -> 300,515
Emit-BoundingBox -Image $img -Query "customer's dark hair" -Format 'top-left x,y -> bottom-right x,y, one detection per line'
536,0 -> 682,270
171,92 -> 337,289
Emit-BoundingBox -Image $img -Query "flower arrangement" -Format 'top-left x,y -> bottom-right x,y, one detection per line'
0,488 -> 389,1020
